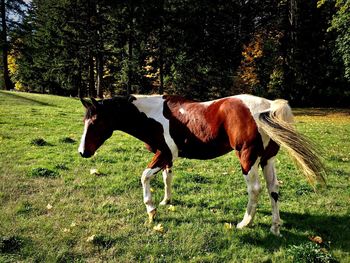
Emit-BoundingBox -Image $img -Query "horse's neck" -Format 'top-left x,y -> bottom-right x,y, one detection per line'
115,96 -> 165,145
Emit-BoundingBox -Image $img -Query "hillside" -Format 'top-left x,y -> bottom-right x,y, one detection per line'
0,91 -> 349,262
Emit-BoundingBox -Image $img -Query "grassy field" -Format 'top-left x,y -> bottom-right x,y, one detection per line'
0,90 -> 349,262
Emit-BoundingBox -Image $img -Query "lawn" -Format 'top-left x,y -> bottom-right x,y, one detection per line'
0,90 -> 349,262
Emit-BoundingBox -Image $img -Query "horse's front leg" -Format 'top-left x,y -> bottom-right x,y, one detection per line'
160,166 -> 173,205
141,167 -> 161,222
141,149 -> 173,222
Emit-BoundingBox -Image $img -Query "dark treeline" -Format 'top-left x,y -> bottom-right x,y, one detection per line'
1,0 -> 349,106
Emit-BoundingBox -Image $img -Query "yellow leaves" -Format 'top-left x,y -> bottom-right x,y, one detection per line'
90,168 -> 100,175
15,82 -> 25,91
153,223 -> 164,233
235,32 -> 267,92
224,222 -> 234,230
317,0 -> 326,8
8,54 -> 18,75
168,205 -> 176,212
62,222 -> 78,234
309,235 -> 323,244
90,168 -> 105,176
46,203 -> 53,210
86,235 -> 96,242
8,53 -> 25,91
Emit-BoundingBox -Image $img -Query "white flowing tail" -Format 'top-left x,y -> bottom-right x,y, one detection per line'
257,99 -> 326,185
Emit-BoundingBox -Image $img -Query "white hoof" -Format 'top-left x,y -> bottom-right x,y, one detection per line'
236,221 -> 249,229
159,199 -> 170,206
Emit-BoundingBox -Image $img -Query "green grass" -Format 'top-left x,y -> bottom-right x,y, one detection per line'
0,90 -> 349,262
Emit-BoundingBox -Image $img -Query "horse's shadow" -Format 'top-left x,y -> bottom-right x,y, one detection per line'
240,210 -> 350,252
160,201 -> 349,253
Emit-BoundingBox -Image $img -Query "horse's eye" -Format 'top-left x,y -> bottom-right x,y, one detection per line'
91,116 -> 98,123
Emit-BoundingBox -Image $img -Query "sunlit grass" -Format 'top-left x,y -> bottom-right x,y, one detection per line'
0,91 -> 349,262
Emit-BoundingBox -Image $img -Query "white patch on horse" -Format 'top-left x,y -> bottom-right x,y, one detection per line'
179,108 -> 186,115
78,119 -> 89,154
132,95 -> 179,160
234,94 -> 272,148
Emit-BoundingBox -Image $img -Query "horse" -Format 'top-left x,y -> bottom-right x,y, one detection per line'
78,94 -> 325,236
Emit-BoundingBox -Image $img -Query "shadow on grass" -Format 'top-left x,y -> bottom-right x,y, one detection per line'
0,91 -> 56,107
239,211 -> 350,253
159,201 -> 349,254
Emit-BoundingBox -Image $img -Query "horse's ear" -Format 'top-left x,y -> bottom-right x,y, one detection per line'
127,95 -> 136,103
81,98 -> 92,109
91,98 -> 100,109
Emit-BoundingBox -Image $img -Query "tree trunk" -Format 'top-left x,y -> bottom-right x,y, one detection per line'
127,3 -> 134,96
88,52 -> 95,97
95,2 -> 103,98
96,51 -> 103,98
159,49 -> 164,94
87,0 -> 96,98
1,0 -> 13,90
158,0 -> 165,94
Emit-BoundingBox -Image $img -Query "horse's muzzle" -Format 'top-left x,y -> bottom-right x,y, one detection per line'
80,151 -> 92,158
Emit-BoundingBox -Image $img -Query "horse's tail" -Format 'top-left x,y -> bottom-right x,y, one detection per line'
257,99 -> 326,185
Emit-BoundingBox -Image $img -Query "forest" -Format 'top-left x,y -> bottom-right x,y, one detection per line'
1,0 -> 349,106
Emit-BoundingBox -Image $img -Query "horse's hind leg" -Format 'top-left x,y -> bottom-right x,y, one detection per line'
237,158 -> 261,229
160,166 -> 173,205
262,157 -> 282,236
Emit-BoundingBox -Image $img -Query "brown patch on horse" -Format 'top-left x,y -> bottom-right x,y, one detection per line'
260,140 -> 280,167
163,96 -> 263,173
163,96 -> 230,159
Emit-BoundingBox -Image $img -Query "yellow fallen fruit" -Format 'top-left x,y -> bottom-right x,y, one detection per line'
150,187 -> 155,193
153,223 -> 164,233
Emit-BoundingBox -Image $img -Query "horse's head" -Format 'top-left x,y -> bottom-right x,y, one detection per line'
78,98 -> 114,158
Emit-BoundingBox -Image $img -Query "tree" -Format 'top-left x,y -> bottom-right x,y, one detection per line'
8,0 -> 350,106
328,0 -> 350,80
0,0 -> 26,90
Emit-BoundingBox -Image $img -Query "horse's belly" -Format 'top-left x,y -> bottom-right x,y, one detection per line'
177,139 -> 233,160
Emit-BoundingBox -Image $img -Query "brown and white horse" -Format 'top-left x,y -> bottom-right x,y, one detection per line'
78,94 -> 325,235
